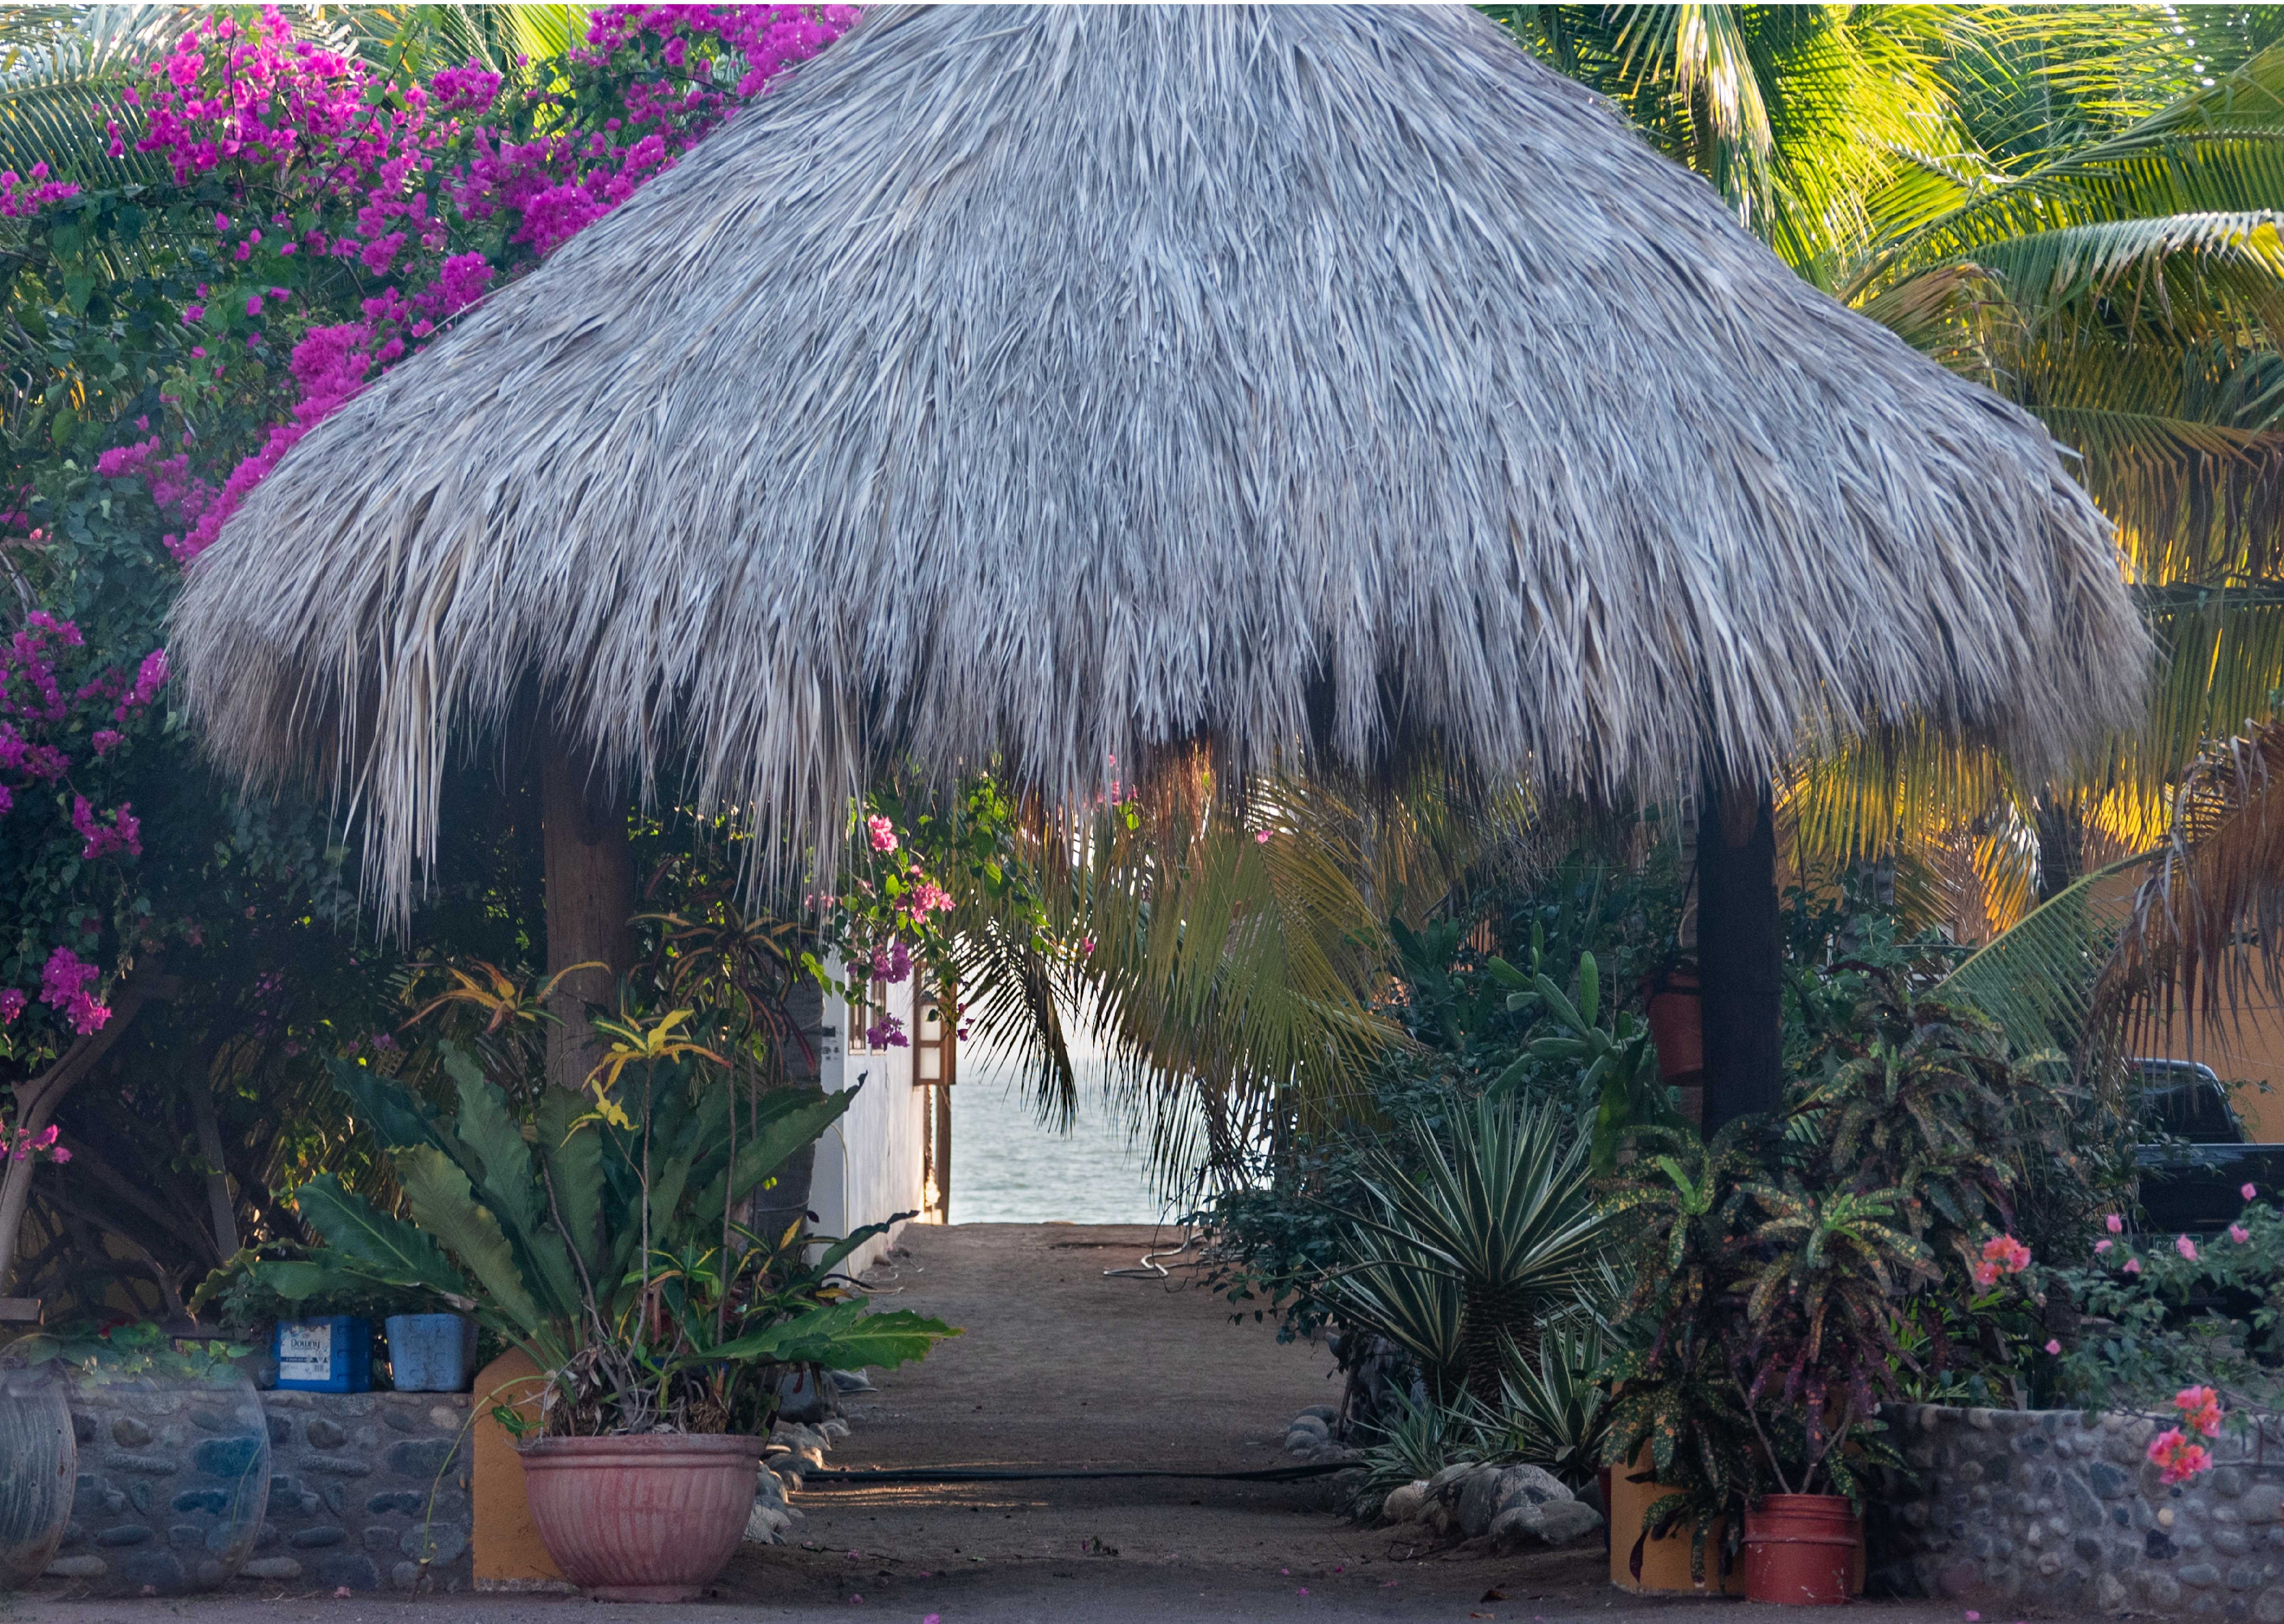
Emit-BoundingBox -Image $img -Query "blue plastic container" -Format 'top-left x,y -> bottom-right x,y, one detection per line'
271,1316 -> 370,1393
384,1313 -> 477,1392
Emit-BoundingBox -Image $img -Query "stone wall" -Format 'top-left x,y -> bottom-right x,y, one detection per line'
1869,1402 -> 2284,1620
47,1385 -> 472,1596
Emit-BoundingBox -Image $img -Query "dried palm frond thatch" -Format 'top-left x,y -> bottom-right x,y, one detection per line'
172,5 -> 2148,926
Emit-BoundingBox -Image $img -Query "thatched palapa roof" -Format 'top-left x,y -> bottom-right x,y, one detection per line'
173,4 -> 2147,922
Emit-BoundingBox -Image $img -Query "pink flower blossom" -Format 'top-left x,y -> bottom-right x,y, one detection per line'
2176,1385 -> 2224,1439
2231,1225 -> 2251,1245
2044,1339 -> 2061,1354
38,946 -> 108,1034
866,814 -> 897,853
0,990 -> 22,1024
2246,1182 -> 2261,1201
2123,1257 -> 2142,1275
2105,1213 -> 2124,1233
2177,1234 -> 2200,1262
2095,1239 -> 2113,1253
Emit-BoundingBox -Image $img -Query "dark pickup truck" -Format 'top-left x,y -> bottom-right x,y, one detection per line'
2134,1060 -> 2284,1235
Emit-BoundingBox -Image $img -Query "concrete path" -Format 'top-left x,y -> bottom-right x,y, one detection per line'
15,1224 -> 1993,1621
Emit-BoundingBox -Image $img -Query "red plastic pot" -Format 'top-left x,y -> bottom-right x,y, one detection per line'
518,1433 -> 760,1602
1742,1493 -> 1860,1606
1644,968 -> 1704,1124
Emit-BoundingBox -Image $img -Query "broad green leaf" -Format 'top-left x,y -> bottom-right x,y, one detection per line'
689,1086 -> 850,1227
290,1173 -> 473,1305
396,1145 -> 552,1337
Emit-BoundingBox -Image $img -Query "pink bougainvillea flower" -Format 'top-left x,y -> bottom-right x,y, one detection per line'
2177,1234 -> 2200,1262
2095,1239 -> 2113,1253
0,989 -> 22,1024
1255,829 -> 1271,843
2045,1339 -> 2062,1354
866,813 -> 897,853
2105,1213 -> 2125,1233
2176,1386 -> 2224,1439
2231,1225 -> 2252,1245
2123,1257 -> 2142,1274
2245,1182 -> 2260,1201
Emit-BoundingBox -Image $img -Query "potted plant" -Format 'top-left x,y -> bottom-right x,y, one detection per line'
1600,967 -> 2056,1603
253,1020 -> 957,1601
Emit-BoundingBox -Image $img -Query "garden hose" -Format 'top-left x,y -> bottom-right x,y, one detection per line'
1101,1224 -> 1199,1279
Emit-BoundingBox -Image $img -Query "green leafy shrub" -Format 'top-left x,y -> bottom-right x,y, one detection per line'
252,1032 -> 956,1436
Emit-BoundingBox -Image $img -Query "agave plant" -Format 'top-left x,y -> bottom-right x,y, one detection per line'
257,1038 -> 956,1435
1337,1095 -> 1604,1404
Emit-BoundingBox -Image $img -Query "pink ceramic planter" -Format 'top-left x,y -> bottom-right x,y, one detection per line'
518,1433 -> 761,1602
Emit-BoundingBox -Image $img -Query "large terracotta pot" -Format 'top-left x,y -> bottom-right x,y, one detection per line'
0,1365 -> 75,1589
1742,1493 -> 1860,1606
517,1434 -> 760,1602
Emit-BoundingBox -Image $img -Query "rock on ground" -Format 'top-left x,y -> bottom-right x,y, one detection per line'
1491,1498 -> 1606,1549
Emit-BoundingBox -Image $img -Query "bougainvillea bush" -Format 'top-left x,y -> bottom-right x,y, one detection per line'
0,6 -> 855,1297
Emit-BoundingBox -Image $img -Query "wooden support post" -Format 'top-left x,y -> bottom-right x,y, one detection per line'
1697,778 -> 1782,1133
540,736 -> 635,1093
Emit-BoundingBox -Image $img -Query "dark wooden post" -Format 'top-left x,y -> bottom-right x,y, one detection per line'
541,736 -> 636,1093
1697,778 -> 1783,1132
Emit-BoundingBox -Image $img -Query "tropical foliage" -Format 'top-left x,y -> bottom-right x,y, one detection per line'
257,1034 -> 954,1435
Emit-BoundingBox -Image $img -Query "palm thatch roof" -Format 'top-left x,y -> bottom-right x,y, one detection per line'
172,3 -> 2147,924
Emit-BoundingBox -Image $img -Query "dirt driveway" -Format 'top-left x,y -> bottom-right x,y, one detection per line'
15,1224 -> 1992,1622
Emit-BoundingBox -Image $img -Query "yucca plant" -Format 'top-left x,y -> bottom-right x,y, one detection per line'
1336,1095 -> 1604,1404
1453,1319 -> 1614,1493
255,1037 -> 956,1435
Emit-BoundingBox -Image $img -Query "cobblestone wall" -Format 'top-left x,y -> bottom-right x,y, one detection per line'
1869,1403 -> 2284,1620
46,1385 -> 472,1596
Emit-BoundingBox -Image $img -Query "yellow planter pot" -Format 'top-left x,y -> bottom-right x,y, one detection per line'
1608,1447 -> 1743,1595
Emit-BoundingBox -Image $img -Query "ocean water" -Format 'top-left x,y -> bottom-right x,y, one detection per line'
948,1044 -> 1185,1226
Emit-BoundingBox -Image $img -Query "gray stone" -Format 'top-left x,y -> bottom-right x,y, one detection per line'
1456,1466 -> 1508,1536
2097,1573 -> 2129,1613
2256,1589 -> 2284,1624
2150,1575 -> 2186,1608
380,1406 -> 418,1434
1298,1404 -> 1338,1423
1380,1481 -> 1430,1525
108,1453 -> 179,1476
2076,1534 -> 2104,1562
304,1417 -> 347,1450
364,1526 -> 400,1552
2223,1530 -> 2256,1557
386,1452 -> 457,1489
366,1490 -> 424,1516
190,1436 -> 260,1478
110,1417 -> 152,1449
303,1453 -> 372,1477
391,1561 -> 425,1591
1490,1499 -> 1604,1549
2236,1564 -> 2267,1592
1287,1414 -> 1328,1437
94,1526 -> 149,1548
1425,1462 -> 1475,1495
2217,1469 -> 2250,1500
242,1557 -> 303,1581
289,1526 -> 346,1549
2091,1462 -> 2131,1499
2245,1485 -> 2284,1523
45,1556 -> 108,1579
2186,1562 -> 2225,1589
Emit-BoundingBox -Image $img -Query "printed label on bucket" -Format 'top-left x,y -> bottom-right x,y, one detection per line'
277,1321 -> 334,1382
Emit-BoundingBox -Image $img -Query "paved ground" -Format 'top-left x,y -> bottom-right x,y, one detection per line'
13,1224 -> 1993,1621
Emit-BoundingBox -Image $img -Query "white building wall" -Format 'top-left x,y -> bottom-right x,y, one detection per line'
805,964 -> 928,1276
